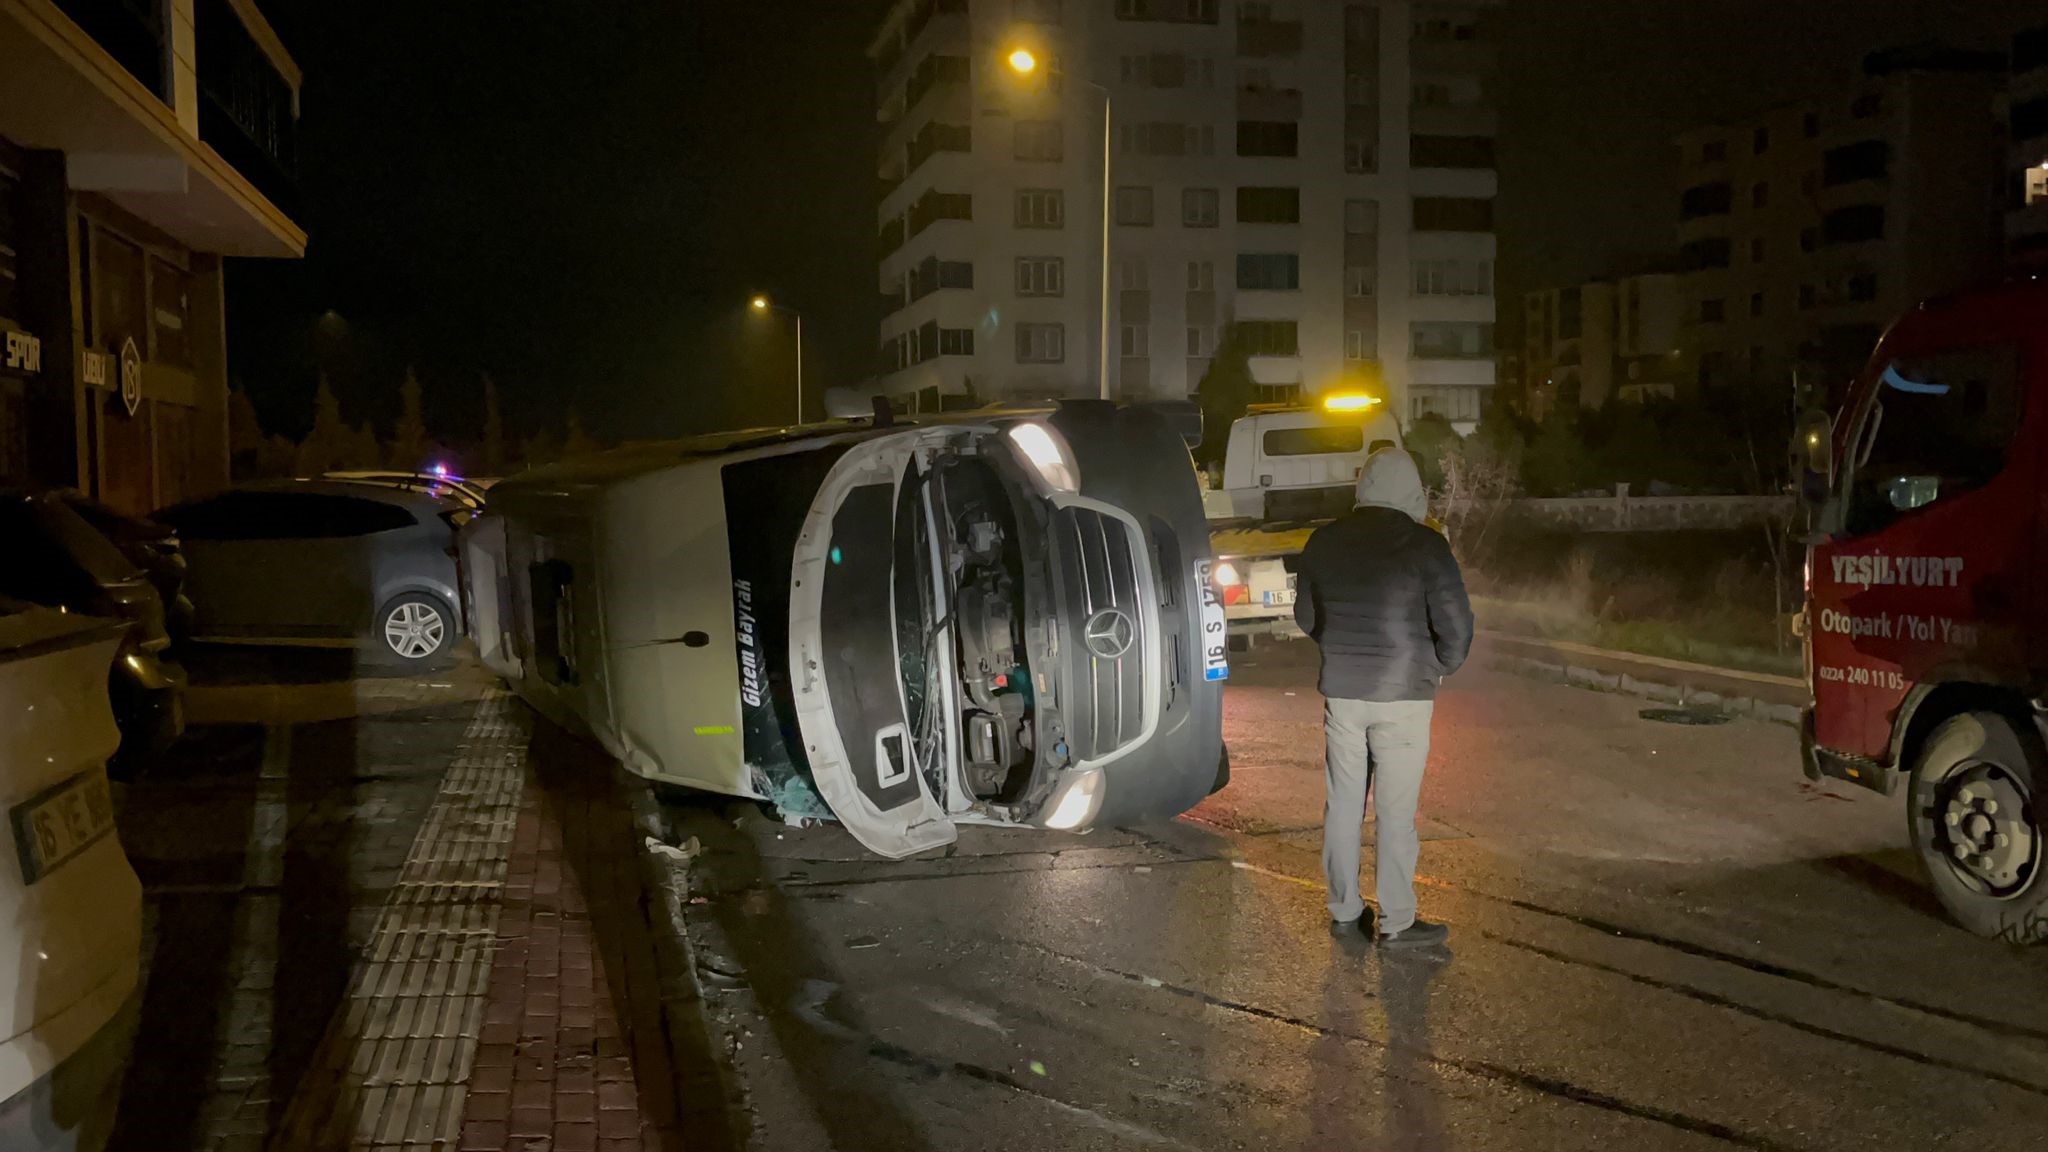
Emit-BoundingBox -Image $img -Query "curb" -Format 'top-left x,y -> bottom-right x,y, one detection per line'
1484,641 -> 1805,727
623,775 -> 747,1151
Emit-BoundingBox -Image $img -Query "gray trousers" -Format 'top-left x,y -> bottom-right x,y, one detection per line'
1322,697 -> 1434,933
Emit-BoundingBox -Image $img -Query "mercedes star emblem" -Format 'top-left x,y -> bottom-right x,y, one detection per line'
1083,608 -> 1135,659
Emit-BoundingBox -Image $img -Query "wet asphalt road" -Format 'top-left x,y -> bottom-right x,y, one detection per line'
665,639 -> 2048,1152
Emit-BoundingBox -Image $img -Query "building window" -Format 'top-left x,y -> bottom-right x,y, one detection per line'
0,176 -> 20,323
1344,198 -> 1378,234
1823,139 -> 1888,186
1015,189 -> 1065,229
1847,272 -> 1879,302
1016,257 -> 1064,296
1753,126 -> 1770,154
1016,322 -> 1065,362
1699,298 -> 1727,323
1345,329 -> 1374,361
1412,197 -> 1490,232
2027,165 -> 2048,207
1680,237 -> 1732,270
1680,182 -> 1733,219
1345,265 -> 1375,297
1120,324 -> 1149,357
1413,81 -> 1451,107
1344,4 -> 1375,42
1015,120 -> 1063,161
1187,326 -> 1213,356
1123,121 -> 1197,156
1115,186 -> 1155,226
1751,182 -> 1769,209
1701,139 -> 1727,163
1344,139 -> 1377,173
1013,0 -> 1061,23
1186,260 -> 1214,291
149,258 -> 191,368
1236,186 -> 1300,223
1182,187 -> 1220,227
1750,291 -> 1765,318
1750,238 -> 1766,264
1412,258 -> 1492,296
1823,204 -> 1885,246
1411,135 -> 1495,169
1235,120 -> 1298,157
1343,71 -> 1375,105
1121,52 -> 1189,87
1118,258 -> 1150,291
95,228 -> 148,357
1114,0 -> 1219,23
1235,253 -> 1299,291
939,327 -> 975,355
1189,124 -> 1215,155
1410,321 -> 1493,359
1236,319 -> 1298,356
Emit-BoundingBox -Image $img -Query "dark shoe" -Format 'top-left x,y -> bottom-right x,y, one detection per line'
1377,919 -> 1449,949
1330,916 -> 1370,938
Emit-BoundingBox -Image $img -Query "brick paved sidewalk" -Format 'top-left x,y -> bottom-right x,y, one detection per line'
116,676 -> 684,1152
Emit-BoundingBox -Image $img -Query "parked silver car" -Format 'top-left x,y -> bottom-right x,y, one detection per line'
157,479 -> 468,663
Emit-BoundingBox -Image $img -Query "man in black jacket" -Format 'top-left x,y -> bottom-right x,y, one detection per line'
1294,446 -> 1473,948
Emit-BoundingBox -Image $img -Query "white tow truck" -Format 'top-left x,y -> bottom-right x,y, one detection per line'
1202,395 -> 1404,632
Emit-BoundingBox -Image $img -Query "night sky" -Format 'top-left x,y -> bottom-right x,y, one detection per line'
228,0 -> 2042,448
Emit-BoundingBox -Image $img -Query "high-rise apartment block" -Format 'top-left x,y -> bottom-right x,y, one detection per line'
1674,47 -> 2006,402
869,0 -> 1501,428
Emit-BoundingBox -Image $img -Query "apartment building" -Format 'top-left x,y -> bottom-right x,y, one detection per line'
2010,22 -> 2048,258
0,0 -> 302,513
1674,46 -> 2005,404
868,0 -> 1500,429
1520,270 -> 1682,416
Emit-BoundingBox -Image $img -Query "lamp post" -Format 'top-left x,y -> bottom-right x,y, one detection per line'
1007,45 -> 1110,402
749,295 -> 803,424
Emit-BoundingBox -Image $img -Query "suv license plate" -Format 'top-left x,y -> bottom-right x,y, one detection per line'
1195,560 -> 1230,681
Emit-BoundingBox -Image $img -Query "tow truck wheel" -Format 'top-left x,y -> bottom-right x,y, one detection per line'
1907,711 -> 2048,944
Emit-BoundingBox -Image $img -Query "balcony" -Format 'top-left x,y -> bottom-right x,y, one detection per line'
1236,86 -> 1302,120
905,122 -> 970,177
0,0 -> 304,256
195,0 -> 297,218
53,0 -> 162,95
1237,19 -> 1303,58
1411,39 -> 1498,76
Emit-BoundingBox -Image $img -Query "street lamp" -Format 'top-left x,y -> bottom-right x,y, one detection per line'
749,295 -> 803,424
1007,41 -> 1110,402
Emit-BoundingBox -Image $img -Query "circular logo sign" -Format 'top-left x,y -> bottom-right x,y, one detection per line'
118,337 -> 142,417
1083,608 -> 1136,660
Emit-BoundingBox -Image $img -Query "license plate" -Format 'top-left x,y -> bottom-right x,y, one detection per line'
1194,559 -> 1230,681
10,769 -> 116,884
1263,589 -> 1297,607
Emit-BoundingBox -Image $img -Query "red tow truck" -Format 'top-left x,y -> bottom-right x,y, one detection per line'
1798,277 -> 2048,941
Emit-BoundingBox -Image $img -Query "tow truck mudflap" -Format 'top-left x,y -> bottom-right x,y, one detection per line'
1801,707 -> 1899,796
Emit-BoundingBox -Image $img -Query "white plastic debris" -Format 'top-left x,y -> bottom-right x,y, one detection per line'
645,835 -> 701,863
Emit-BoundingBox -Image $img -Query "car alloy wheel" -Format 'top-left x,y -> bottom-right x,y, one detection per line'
383,599 -> 447,660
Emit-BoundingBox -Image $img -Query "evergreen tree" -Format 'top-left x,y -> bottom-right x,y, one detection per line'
293,375 -> 351,478
481,373 -> 506,475
563,407 -> 599,458
388,367 -> 428,470
1194,324 -> 1255,466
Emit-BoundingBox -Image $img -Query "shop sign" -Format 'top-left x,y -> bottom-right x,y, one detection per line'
2,330 -> 39,376
119,337 -> 141,417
